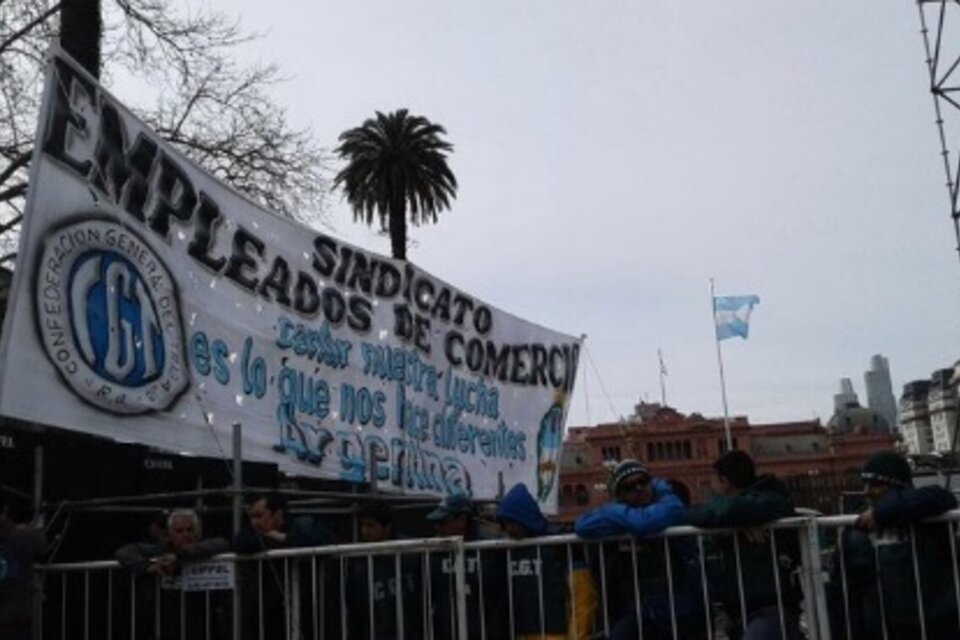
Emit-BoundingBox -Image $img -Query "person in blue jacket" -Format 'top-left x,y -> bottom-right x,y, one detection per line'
828,450 -> 959,640
575,459 -> 707,640
686,449 -> 801,640
497,482 -> 584,639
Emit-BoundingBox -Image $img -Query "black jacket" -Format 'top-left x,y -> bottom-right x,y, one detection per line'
115,537 -> 230,640
346,549 -> 424,640
232,517 -> 337,640
686,474 -> 801,618
430,524 -> 509,640
828,485 -> 958,639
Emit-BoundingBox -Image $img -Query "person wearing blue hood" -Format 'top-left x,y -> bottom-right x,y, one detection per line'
497,483 -> 598,640
575,459 -> 707,640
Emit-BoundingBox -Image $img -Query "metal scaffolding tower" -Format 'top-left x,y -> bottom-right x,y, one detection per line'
919,0 -> 960,258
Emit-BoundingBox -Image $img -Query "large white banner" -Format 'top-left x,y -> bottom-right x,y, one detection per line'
0,50 -> 580,511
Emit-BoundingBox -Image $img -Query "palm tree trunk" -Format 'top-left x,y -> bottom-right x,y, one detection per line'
389,195 -> 406,261
60,0 -> 102,79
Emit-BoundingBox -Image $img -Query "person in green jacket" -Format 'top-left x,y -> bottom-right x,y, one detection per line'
686,450 -> 801,640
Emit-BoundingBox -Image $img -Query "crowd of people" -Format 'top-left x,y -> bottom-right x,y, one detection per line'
3,448 -> 959,639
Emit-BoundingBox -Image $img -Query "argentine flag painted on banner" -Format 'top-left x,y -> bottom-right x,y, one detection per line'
713,295 -> 760,341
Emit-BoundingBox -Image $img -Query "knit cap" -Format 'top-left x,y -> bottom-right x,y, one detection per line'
608,459 -> 649,496
861,450 -> 912,489
426,492 -> 474,521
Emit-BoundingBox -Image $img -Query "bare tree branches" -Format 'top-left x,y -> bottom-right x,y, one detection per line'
0,0 -> 330,264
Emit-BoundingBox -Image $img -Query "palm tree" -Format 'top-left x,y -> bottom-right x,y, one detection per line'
333,109 -> 457,261
60,0 -> 103,78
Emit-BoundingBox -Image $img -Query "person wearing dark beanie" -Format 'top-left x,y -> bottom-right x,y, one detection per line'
686,449 -> 800,639
346,501 -> 424,640
828,450 -> 959,640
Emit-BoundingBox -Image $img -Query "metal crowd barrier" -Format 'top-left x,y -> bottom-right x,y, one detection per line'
33,511 -> 960,640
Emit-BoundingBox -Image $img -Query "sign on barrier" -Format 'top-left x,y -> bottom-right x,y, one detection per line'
162,560 -> 236,591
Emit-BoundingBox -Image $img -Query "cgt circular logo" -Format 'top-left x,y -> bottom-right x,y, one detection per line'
36,219 -> 188,414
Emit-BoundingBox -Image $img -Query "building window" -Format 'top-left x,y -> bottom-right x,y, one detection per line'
718,438 -> 739,454
575,484 -> 589,506
601,446 -> 622,462
684,440 -> 692,459
560,485 -> 574,506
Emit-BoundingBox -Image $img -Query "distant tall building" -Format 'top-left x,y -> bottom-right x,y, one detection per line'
900,380 -> 934,454
928,368 -> 958,452
834,378 -> 859,411
898,368 -> 960,455
864,355 -> 898,431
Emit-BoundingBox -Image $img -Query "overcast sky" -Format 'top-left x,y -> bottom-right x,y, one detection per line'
196,1 -> 960,428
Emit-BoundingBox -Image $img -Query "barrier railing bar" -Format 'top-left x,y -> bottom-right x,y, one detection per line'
950,520 -> 960,633
339,555 -> 347,640
476,548 -> 487,640
733,531 -> 749,632
566,543 -> 577,639
696,534 -> 713,640
630,537 -> 642,639
663,537 -> 678,640
837,524 -> 853,640
453,538 -> 469,640
506,547 -> 516,637
537,543 -> 546,640
769,531 -> 785,640
83,569 -> 90,640
910,525 -> 928,640
598,542 -> 609,635
107,569 -> 113,640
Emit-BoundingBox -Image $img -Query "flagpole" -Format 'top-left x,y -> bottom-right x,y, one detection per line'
710,278 -> 733,451
658,348 -> 667,406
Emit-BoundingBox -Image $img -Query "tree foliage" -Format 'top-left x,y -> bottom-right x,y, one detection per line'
0,0 -> 330,264
334,109 -> 457,261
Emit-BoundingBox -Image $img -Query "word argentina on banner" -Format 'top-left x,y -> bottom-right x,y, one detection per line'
0,48 -> 580,511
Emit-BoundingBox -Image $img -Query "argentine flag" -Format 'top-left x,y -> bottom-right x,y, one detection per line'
713,295 -> 760,341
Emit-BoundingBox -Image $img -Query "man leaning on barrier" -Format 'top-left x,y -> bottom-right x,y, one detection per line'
686,449 -> 801,640
575,459 -> 708,640
233,493 -> 338,640
115,508 -> 230,640
233,492 -> 336,553
828,450 -> 960,640
0,493 -> 47,640
345,501 -> 424,640
427,492 -> 510,639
